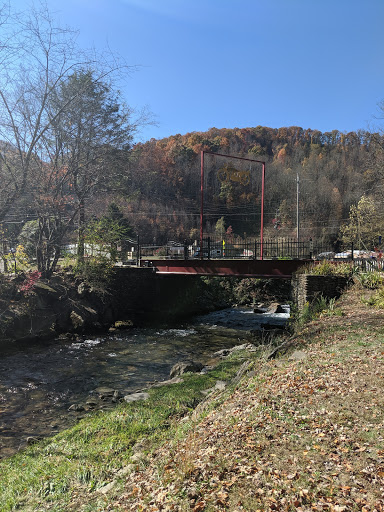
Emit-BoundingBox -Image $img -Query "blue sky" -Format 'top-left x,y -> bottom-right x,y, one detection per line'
12,0 -> 384,142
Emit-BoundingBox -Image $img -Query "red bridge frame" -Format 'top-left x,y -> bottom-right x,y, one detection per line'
200,151 -> 266,258
150,259 -> 309,278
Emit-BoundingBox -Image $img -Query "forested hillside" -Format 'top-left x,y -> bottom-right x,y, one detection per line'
3,124 -> 383,263
99,125 -> 382,246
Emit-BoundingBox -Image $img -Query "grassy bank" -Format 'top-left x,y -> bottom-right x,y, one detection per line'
0,342 -> 270,512
1,281 -> 384,510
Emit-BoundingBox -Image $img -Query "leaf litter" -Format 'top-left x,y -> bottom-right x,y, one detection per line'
95,286 -> 384,511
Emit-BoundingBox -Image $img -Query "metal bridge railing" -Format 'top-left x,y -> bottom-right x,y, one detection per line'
1,236 -> 384,273
196,236 -> 317,260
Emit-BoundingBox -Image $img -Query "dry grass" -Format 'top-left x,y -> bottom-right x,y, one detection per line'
106,285 -> 384,511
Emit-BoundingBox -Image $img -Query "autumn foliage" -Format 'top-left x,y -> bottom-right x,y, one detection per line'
112,126 -> 381,245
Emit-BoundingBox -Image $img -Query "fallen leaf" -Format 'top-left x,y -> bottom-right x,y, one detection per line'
193,501 -> 206,512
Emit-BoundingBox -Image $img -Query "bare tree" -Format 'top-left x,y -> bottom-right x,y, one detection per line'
0,2 -> 129,225
0,2 -> 154,275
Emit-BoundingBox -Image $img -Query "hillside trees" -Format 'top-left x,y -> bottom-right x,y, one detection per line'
124,126 -> 375,244
17,120 -> 376,253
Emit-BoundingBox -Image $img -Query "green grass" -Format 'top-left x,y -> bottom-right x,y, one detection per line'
0,350 -> 258,512
4,284 -> 383,511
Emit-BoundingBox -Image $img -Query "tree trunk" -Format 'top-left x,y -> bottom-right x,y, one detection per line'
77,197 -> 85,264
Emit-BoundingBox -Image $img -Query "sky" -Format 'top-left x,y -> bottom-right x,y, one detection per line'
11,0 -> 384,142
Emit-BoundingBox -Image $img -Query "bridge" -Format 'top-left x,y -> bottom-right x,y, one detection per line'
122,236 -> 362,278
137,236 -> 317,278
144,258 -> 311,278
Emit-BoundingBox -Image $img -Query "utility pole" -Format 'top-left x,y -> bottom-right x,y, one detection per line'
296,173 -> 300,242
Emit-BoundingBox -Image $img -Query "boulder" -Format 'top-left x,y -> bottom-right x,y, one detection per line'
149,377 -> 184,388
267,302 -> 286,314
253,303 -> 267,314
214,343 -> 256,358
169,360 -> 203,378
289,350 -> 307,362
86,398 -> 98,407
68,403 -> 85,412
214,380 -> 227,390
26,436 -> 41,445
93,387 -> 116,398
114,320 -> 134,329
98,481 -> 116,494
77,282 -> 89,297
70,311 -> 85,330
213,348 -> 231,358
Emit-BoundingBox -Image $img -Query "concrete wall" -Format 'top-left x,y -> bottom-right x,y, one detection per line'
291,274 -> 350,311
0,268 -> 208,343
111,268 -> 206,325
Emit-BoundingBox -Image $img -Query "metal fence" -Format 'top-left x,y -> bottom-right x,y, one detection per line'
135,237 -> 327,260
188,236 -> 317,260
2,236 -> 384,272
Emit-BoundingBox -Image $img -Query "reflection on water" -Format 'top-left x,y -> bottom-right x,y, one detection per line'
0,306 -> 289,458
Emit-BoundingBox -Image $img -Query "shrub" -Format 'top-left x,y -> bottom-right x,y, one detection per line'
356,271 -> 384,289
74,257 -> 114,292
292,294 -> 343,328
297,260 -> 354,278
363,287 -> 384,309
4,245 -> 30,273
19,271 -> 42,295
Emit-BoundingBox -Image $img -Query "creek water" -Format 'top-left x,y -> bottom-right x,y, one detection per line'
0,306 -> 289,459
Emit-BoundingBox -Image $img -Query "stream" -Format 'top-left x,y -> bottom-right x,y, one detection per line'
0,305 -> 289,459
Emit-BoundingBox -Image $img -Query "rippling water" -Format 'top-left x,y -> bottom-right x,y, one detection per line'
0,306 -> 289,458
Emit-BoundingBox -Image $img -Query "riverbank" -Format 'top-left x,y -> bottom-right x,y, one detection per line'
1,282 -> 384,510
0,306 -> 289,460
0,269 -> 291,344
0,270 -> 213,343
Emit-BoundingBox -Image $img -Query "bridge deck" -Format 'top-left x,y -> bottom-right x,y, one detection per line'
147,259 -> 310,278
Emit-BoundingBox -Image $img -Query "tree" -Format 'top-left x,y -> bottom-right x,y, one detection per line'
340,195 -> 383,250
368,102 -> 384,200
28,161 -> 77,276
0,3 -> 86,223
85,204 -> 133,263
0,2 -> 154,276
215,216 -> 226,238
18,220 -> 39,259
48,69 -> 143,263
0,3 -> 142,266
